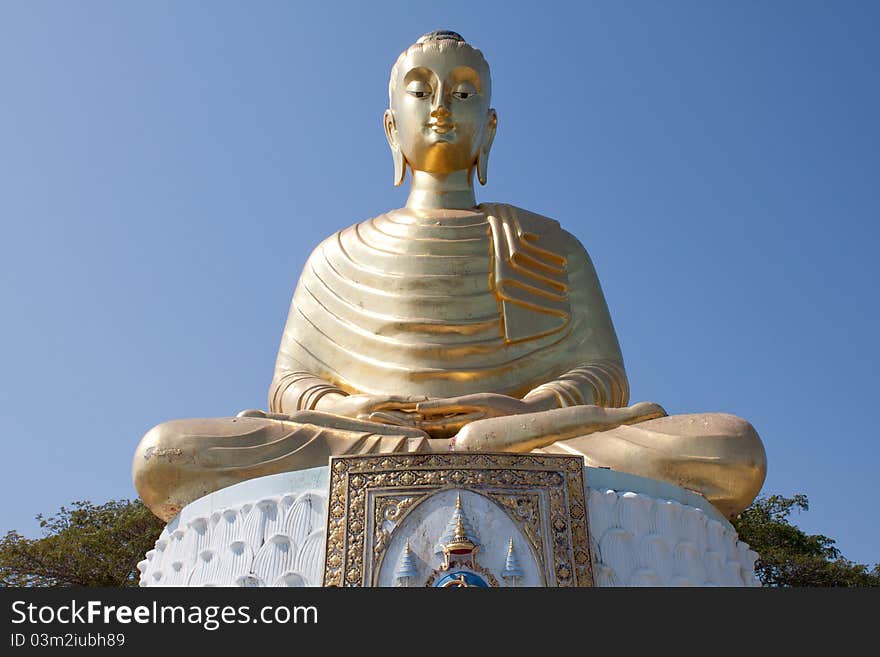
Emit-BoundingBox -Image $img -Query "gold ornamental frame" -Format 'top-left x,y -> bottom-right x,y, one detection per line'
322,452 -> 594,587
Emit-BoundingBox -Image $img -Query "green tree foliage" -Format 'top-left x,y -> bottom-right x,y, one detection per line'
732,494 -> 880,587
0,499 -> 164,587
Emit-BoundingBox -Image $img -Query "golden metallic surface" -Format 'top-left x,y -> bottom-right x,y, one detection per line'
132,30 -> 767,523
133,413 -> 437,522
273,203 -> 627,413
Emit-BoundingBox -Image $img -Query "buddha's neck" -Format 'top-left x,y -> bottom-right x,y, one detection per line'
406,170 -> 477,210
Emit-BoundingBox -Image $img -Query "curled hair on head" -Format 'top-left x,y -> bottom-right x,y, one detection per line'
388,30 -> 491,103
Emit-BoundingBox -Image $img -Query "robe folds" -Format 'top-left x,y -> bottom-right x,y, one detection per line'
271,203 -> 628,407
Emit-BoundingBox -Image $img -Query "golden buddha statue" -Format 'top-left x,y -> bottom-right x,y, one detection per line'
133,30 -> 766,523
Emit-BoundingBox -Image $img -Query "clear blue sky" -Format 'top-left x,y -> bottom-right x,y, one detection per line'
1,1 -> 877,566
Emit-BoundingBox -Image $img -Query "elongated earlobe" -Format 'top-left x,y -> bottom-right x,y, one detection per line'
477,109 -> 498,186
477,150 -> 489,186
384,109 -> 406,186
392,149 -> 405,186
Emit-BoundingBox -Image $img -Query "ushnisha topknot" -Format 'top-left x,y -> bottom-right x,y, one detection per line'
417,30 -> 466,44
388,30 -> 491,103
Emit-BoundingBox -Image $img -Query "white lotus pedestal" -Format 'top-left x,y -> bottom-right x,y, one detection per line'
138,453 -> 759,588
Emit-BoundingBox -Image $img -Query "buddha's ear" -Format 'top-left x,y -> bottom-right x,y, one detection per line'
477,108 -> 498,186
383,109 -> 406,187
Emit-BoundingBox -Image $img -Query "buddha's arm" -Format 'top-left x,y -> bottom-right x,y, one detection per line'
269,251 -> 351,415
269,367 -> 427,423
269,370 -> 347,413
524,360 -> 629,409
268,255 -> 426,421
270,311 -> 426,423
523,232 -> 630,408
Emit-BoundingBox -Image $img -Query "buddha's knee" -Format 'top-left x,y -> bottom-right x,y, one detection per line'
707,413 -> 767,517
672,412 -> 766,475
132,417 -> 280,521
132,419 -> 209,521
640,412 -> 767,518
550,411 -> 767,519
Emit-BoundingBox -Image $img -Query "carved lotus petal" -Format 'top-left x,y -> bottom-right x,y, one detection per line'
639,533 -> 673,578
704,549 -> 725,585
217,540 -> 254,582
137,559 -> 150,585
594,565 -> 619,587
258,498 -> 283,543
274,571 -> 308,587
293,530 -> 326,586
653,499 -> 684,537
253,534 -> 297,585
587,488 -> 617,535
239,498 -> 274,552
617,492 -> 653,537
736,540 -> 758,570
629,568 -> 662,587
187,549 -> 221,586
280,492 -> 325,545
673,540 -> 703,580
706,519 -> 730,555
184,517 -> 211,562
598,528 -> 636,584
235,574 -> 264,587
681,508 -> 708,547
164,529 -> 188,566
163,560 -> 187,586
211,508 -> 241,549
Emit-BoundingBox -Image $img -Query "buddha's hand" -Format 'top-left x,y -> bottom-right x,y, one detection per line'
414,393 -> 552,438
313,393 -> 428,425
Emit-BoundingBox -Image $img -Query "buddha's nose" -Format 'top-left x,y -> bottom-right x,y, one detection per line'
431,104 -> 451,119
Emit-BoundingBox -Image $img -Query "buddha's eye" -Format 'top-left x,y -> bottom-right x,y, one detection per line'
452,82 -> 478,100
406,80 -> 432,99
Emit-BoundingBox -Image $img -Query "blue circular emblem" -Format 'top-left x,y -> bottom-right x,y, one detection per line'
434,571 -> 489,587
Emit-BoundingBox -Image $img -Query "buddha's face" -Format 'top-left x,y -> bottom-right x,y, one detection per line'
386,46 -> 496,175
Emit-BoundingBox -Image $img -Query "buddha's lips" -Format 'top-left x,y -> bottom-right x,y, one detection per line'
429,121 -> 454,134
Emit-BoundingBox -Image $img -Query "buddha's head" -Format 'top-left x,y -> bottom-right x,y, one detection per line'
385,31 -> 497,186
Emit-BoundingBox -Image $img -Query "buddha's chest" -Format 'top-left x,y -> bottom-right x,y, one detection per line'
322,207 -> 570,340
284,206 -> 579,395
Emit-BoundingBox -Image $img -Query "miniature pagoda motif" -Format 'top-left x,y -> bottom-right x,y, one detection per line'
394,540 -> 419,587
435,494 -> 479,556
502,537 -> 524,587
437,497 -> 481,570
